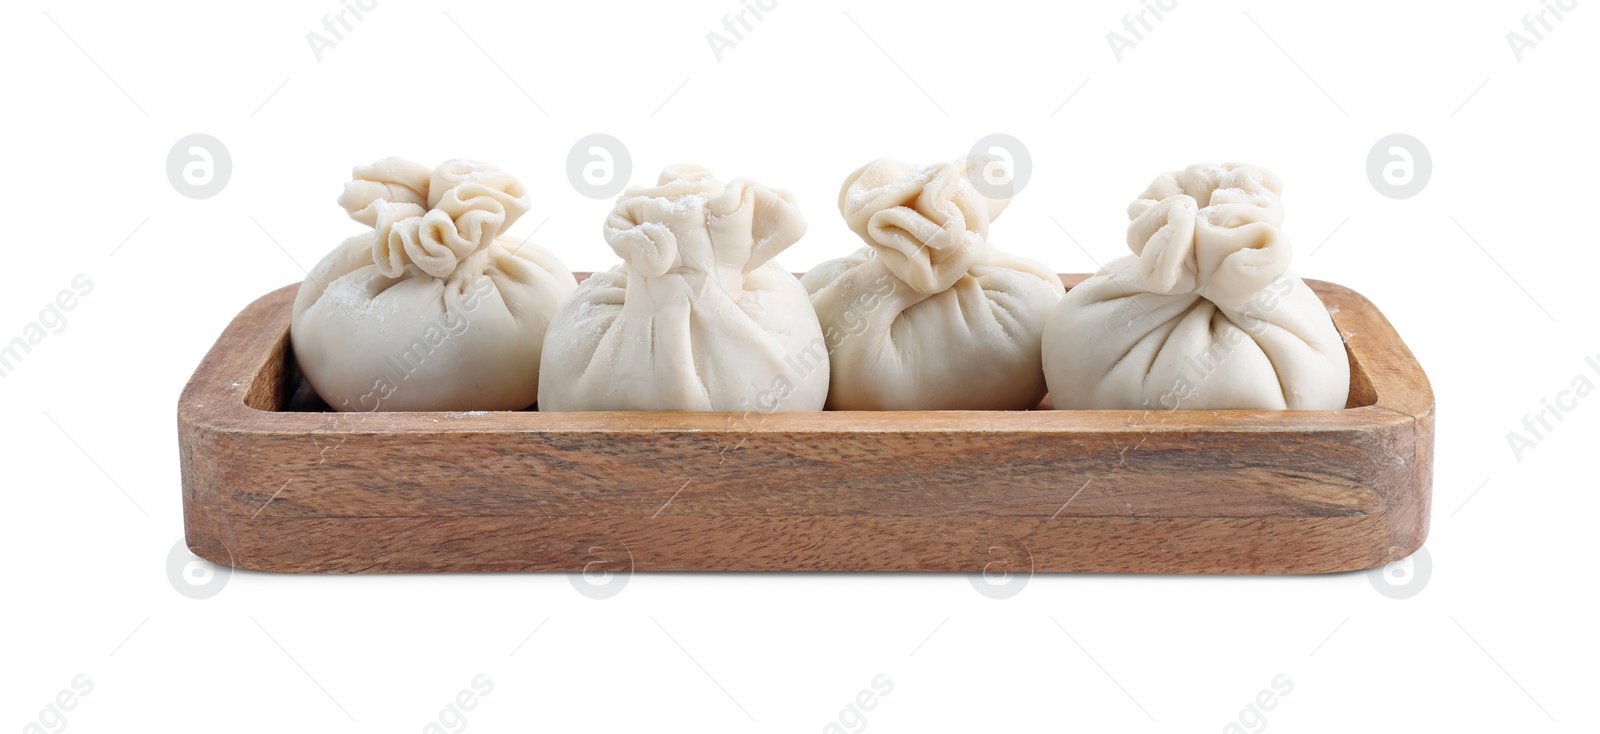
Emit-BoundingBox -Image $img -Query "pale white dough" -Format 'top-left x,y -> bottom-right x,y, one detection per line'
801,157 -> 1065,410
1041,162 -> 1350,410
538,164 -> 828,412
291,157 -> 577,411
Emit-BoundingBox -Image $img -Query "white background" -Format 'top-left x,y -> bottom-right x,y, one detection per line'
2,1 -> 1595,731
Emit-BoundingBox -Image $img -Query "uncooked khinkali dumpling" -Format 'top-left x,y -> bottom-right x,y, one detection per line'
801,157 -> 1065,410
291,157 -> 577,411
1041,162 -> 1349,410
538,164 -> 828,412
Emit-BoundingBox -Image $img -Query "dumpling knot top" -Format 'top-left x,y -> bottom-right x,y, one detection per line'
1123,162 -> 1290,301
1041,162 -> 1350,410
290,157 -> 577,412
538,164 -> 829,412
839,158 -> 1002,295
603,163 -> 804,284
802,157 -> 1066,410
338,157 -> 532,280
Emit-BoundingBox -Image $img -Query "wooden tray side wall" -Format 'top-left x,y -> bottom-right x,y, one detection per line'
179,277 -> 1433,574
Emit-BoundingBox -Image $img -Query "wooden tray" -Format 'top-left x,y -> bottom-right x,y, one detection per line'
178,275 -> 1432,574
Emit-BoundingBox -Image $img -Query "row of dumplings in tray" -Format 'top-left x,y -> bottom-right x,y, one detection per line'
289,155 -> 1350,413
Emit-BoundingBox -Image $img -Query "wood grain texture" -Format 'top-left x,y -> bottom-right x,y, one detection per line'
179,275 -> 1433,574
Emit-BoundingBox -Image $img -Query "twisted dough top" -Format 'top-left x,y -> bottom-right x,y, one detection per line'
838,157 -> 1009,295
603,164 -> 805,279
1123,162 -> 1291,303
336,157 -> 531,278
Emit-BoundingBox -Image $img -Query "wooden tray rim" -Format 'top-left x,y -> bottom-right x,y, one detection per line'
178,276 -> 1432,436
